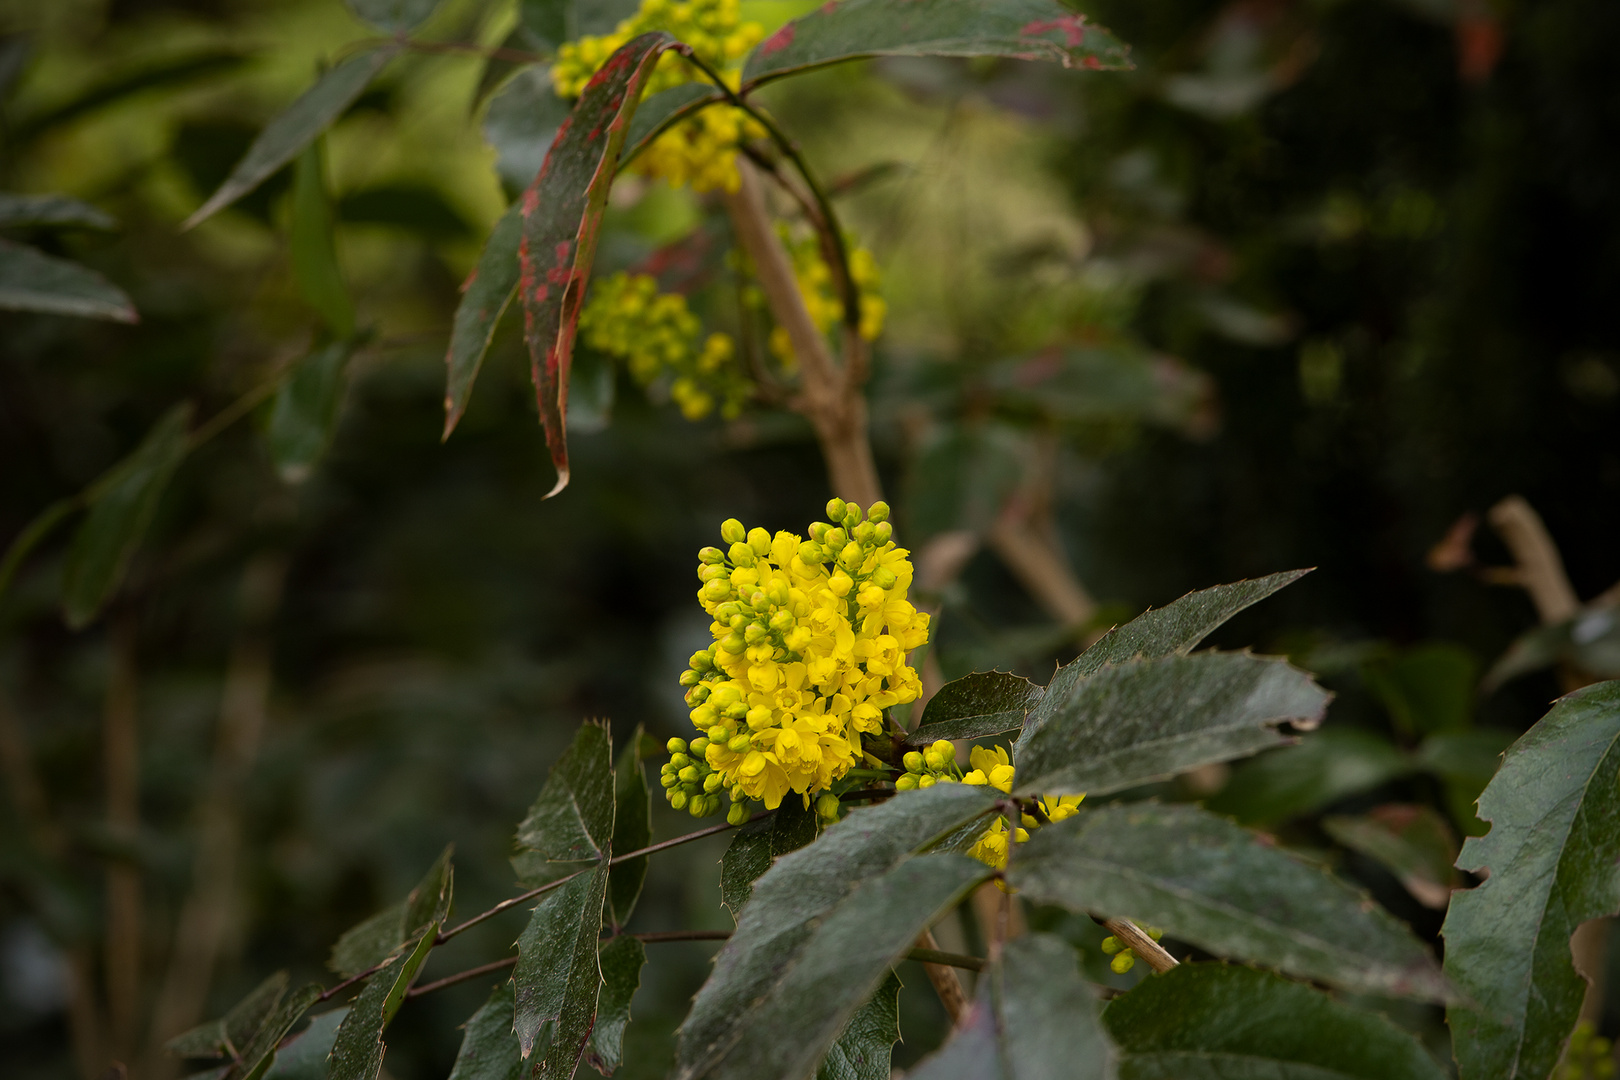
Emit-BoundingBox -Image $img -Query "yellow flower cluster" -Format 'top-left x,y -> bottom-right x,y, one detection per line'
551,0 -> 765,192
767,228 -> 887,369
897,743 -> 1082,871
578,271 -> 749,420
675,500 -> 929,818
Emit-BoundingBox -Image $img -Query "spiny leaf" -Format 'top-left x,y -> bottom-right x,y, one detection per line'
516,31 -> 678,498
448,983 -> 523,1080
0,237 -> 136,321
583,934 -> 645,1076
1443,681 -> 1620,1080
289,138 -> 355,339
184,47 -> 397,228
166,971 -> 287,1060
443,202 -> 522,439
515,719 -> 614,866
0,192 -> 117,229
1012,652 -> 1330,798
816,972 -> 901,1080
328,928 -> 439,1080
268,341 -> 356,483
908,670 -> 1045,745
513,860 -> 610,1073
742,0 -> 1132,88
606,727 -> 652,928
720,795 -> 817,921
329,845 -> 453,977
62,403 -> 192,627
344,0 -> 441,33
483,66 -> 572,195
1105,963 -> 1447,1080
230,983 -> 323,1080
676,784 -> 997,1080
262,1008 -> 348,1080
1011,803 -> 1449,1001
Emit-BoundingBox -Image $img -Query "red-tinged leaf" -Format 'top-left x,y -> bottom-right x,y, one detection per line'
741,0 -> 1132,89
517,31 -> 677,498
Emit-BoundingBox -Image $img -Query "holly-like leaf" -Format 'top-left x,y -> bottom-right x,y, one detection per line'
0,192 -> 117,229
817,972 -> 901,1080
719,794 -> 817,921
166,971 -> 287,1060
268,341 -> 356,483
484,66 -> 572,195
513,860 -> 610,1075
905,933 -> 1116,1080
1206,727 -> 1412,826
1012,652 -> 1329,798
0,237 -> 136,321
230,983 -> 323,1080
443,202 -> 522,439
676,784 -> 997,1080
1015,570 -> 1311,755
908,670 -> 1045,745
184,47 -> 397,228
606,727 -> 652,928
263,1008 -> 348,1080
1104,963 -> 1447,1080
1323,804 -> 1458,910
583,934 -> 645,1076
329,846 -> 453,977
328,928 -> 439,1080
448,983 -> 523,1080
1443,681 -> 1620,1080
62,403 -> 192,628
515,32 -> 678,498
741,0 -> 1132,88
289,139 -> 355,339
515,720 -> 615,866
1012,803 -> 1449,1001
345,0 -> 441,33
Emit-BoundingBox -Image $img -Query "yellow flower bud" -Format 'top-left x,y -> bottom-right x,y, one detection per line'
699,546 -> 726,564
1100,936 -> 1121,954
903,750 -> 924,772
670,790 -> 689,810
816,792 -> 840,821
874,521 -> 892,544
670,752 -> 690,768
708,724 -> 729,742
704,772 -> 723,792
931,739 -> 956,763
727,801 -> 748,825
895,773 -> 918,791
747,526 -> 772,555
728,733 -> 752,752
1111,953 -> 1135,975
826,498 -> 847,521
667,737 -> 688,754
729,541 -> 755,567
680,669 -> 701,687
867,501 -> 890,523
917,774 -> 936,789
721,518 -> 746,544
829,571 -> 853,597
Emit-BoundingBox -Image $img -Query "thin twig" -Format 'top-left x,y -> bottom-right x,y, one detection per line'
631,930 -> 732,944
915,928 -> 969,1026
1103,918 -> 1178,974
404,956 -> 517,1000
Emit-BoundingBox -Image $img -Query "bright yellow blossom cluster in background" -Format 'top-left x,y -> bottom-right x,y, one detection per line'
663,501 -> 929,820
897,742 -> 1083,871
551,0 -> 765,192
767,227 -> 887,368
577,271 -> 750,420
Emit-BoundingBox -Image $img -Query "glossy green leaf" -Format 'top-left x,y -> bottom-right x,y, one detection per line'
720,795 -> 817,920
329,845 -> 453,977
268,341 -> 355,483
583,934 -> 645,1076
1105,963 -> 1447,1080
908,670 -> 1045,745
1015,570 -> 1311,756
0,192 -> 116,229
517,32 -> 678,497
328,927 -> 439,1080
817,972 -> 901,1080
289,139 -> 354,339
606,727 -> 652,928
443,202 -> 522,438
184,47 -> 397,228
677,784 -> 997,1080
742,0 -> 1132,87
1011,803 -> 1448,1001
1443,681 -> 1620,1080
262,1008 -> 348,1080
448,983 -> 522,1080
513,860 -> 609,1074
62,403 -> 191,628
231,983 -> 323,1080
345,0 -> 440,33
483,65 -> 572,195
515,719 -> 614,866
1323,804 -> 1457,910
1206,727 -> 1412,825
0,237 -> 136,322
620,84 -> 724,170
1013,652 -> 1330,798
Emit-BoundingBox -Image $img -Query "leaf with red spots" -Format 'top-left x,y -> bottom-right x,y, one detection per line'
517,31 -> 679,498
741,0 -> 1131,87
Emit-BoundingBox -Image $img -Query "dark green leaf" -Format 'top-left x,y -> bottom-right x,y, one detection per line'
719,795 -> 816,920
262,1008 -> 348,1080
1414,728 -> 1514,834
167,971 -> 287,1060
816,972 -> 901,1080
513,860 -> 609,1074
484,65 -> 572,195
184,48 -> 397,228
329,846 -> 453,977
606,729 -> 652,928
268,341 -> 355,483
1443,681 -> 1620,1080
677,784 -> 997,1080
620,84 -> 724,171
62,403 -> 191,628
443,202 -> 522,439
908,670 -> 1045,745
1015,570 -> 1311,756
0,237 -> 136,322
345,0 -> 441,33
1206,727 -> 1411,826
167,1019 -> 229,1060
1012,803 -> 1448,1000
517,32 -> 678,497
403,843 -> 455,934
448,983 -> 522,1080
289,139 -> 354,339
1013,653 -> 1330,798
906,992 -> 1001,1080
1362,642 -> 1478,735
0,192 -> 116,229
328,929 -> 438,1080
583,934 -> 645,1076
1105,963 -> 1447,1080
231,983 -> 323,1080
1323,804 -> 1458,910
515,719 -> 614,866
742,0 -> 1132,88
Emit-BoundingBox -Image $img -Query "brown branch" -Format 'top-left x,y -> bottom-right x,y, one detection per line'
404,956 -> 517,1000
1487,496 -> 1580,624
915,927 -> 969,1026
1103,918 -> 1178,974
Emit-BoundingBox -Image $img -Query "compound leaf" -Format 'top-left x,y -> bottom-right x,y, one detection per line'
0,237 -> 136,321
448,983 -> 523,1080
329,845 -> 453,977
583,934 -> 645,1076
719,795 -> 816,921
908,670 -> 1045,745
513,860 -> 609,1075
606,727 -> 652,928
328,929 -> 438,1080
816,971 -> 901,1080
515,719 -> 614,866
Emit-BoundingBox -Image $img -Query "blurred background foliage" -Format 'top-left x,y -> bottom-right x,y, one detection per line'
1,0 -> 1618,1076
